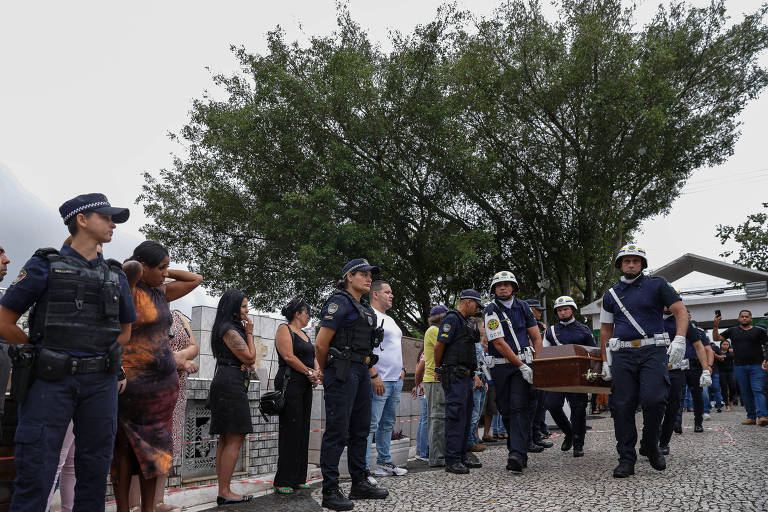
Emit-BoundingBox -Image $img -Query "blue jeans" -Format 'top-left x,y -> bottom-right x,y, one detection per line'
492,413 -> 506,434
683,387 -> 693,409
702,385 -> 711,414
710,373 -> 723,407
417,394 -> 429,457
467,384 -> 486,446
734,365 -> 768,419
366,379 -> 403,467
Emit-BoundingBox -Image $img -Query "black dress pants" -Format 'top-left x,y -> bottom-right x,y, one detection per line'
274,370 -> 313,488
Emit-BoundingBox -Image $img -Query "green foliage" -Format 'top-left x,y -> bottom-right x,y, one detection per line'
716,202 -> 768,270
139,0 -> 768,331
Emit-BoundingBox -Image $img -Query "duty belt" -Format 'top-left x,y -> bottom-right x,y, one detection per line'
447,365 -> 474,377
69,356 -> 110,374
339,350 -> 372,366
490,357 -> 513,366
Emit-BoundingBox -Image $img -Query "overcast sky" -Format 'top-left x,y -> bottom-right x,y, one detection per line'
1,0 -> 767,312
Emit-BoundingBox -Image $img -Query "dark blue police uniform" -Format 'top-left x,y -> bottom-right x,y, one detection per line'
1,243 -> 135,510
675,324 -> 710,430
543,319 -> 595,453
658,316 -> 702,448
483,297 -> 537,467
601,274 -> 680,467
436,310 -> 478,467
318,289 -> 376,492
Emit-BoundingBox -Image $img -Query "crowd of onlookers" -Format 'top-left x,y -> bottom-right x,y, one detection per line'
1,225 -> 767,510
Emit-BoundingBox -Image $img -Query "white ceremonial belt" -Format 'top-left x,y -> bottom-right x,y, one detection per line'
610,337 -> 659,350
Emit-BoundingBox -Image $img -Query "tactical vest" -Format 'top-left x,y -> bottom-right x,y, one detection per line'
441,311 -> 479,369
327,290 -> 376,355
29,248 -> 122,353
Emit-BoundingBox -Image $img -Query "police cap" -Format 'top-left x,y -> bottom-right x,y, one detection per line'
460,289 -> 484,309
525,299 -> 545,310
59,193 -> 130,224
342,258 -> 380,277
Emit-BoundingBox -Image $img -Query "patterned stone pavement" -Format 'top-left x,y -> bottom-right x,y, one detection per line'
213,408 -> 768,511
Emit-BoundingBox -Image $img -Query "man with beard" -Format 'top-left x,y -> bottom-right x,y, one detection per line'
599,245 -> 687,478
713,310 -> 768,426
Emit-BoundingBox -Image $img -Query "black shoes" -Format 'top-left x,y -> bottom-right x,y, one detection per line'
638,445 -> 648,457
613,462 -> 635,478
348,480 -> 389,500
506,456 -> 524,474
445,462 -> 470,474
561,436 -> 573,452
534,438 -> 554,448
217,495 -> 253,506
673,423 -> 683,434
573,448 -> 584,457
648,451 -> 666,471
694,424 -> 704,433
321,488 -> 354,511
464,460 -> 482,469
527,442 -> 545,453
660,444 -> 670,455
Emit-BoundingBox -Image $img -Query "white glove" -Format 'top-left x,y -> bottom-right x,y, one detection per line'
699,369 -> 712,388
602,362 -> 612,381
667,335 -> 686,367
519,364 -> 533,384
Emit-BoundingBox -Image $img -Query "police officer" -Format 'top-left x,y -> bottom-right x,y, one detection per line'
544,296 -> 596,457
658,304 -> 711,454
433,290 -> 484,474
315,259 -> 388,511
483,271 -> 543,473
525,299 -> 553,450
0,194 -> 137,510
600,245 -> 687,478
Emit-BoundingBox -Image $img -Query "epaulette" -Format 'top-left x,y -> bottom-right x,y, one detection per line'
33,247 -> 60,260
105,258 -> 123,272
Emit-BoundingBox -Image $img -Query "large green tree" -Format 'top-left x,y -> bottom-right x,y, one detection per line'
716,202 -> 768,270
139,0 -> 768,331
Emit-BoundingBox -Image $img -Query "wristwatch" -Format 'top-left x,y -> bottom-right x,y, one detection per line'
307,369 -> 314,377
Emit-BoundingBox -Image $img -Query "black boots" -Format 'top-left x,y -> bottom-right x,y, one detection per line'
613,462 -> 635,478
348,480 -> 389,500
322,488 -> 354,511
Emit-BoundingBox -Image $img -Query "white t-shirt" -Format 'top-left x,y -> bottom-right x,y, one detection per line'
373,308 -> 403,381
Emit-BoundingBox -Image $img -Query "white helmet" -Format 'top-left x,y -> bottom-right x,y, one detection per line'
614,244 -> 648,269
489,270 -> 518,296
553,295 -> 577,311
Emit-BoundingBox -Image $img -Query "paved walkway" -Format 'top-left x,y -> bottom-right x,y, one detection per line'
212,408 -> 768,511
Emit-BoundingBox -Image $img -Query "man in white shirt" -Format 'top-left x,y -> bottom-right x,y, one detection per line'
365,280 -> 409,477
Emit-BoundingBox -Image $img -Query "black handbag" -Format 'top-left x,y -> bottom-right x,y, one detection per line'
258,367 -> 290,421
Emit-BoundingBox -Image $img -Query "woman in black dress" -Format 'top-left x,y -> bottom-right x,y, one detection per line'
208,290 -> 258,505
273,297 -> 320,494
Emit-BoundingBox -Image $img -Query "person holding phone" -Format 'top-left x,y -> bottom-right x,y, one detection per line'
207,290 -> 259,505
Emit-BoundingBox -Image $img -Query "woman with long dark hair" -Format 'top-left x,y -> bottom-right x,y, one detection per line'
112,241 -> 203,512
208,290 -> 258,505
273,297 -> 320,495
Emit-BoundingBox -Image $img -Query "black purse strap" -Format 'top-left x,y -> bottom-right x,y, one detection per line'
281,366 -> 291,392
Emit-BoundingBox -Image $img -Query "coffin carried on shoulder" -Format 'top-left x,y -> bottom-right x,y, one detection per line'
531,344 -> 611,394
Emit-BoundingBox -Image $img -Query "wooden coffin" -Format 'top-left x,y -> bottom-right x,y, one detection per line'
531,344 -> 611,394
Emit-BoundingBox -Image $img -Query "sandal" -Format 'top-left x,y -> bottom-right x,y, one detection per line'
274,486 -> 295,495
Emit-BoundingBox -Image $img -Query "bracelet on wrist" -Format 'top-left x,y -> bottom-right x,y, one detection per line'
371,373 -> 379,380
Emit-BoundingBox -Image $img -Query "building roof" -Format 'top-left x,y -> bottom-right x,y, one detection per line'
581,253 -> 768,315
652,253 -> 768,284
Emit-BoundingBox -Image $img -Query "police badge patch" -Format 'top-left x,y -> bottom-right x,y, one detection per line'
442,324 -> 451,332
487,319 -> 500,330
328,303 -> 338,314
11,269 -> 27,286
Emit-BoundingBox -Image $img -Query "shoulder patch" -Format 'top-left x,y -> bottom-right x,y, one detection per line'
442,323 -> 451,332
327,303 -> 339,314
11,269 -> 27,286
487,319 -> 500,330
